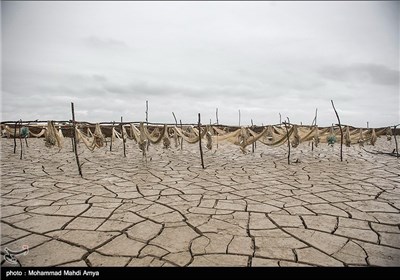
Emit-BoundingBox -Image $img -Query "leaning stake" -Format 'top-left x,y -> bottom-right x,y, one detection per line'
393,125 -> 399,158
198,113 -> 205,169
331,100 -> 343,162
19,119 -> 23,160
13,121 -> 17,154
110,121 -> 115,152
71,102 -> 82,177
121,116 -> 126,157
283,121 -> 291,165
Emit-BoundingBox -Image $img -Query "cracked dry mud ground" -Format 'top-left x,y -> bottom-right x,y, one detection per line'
1,137 -> 399,267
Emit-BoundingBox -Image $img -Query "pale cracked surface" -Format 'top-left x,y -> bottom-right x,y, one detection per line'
1,137 -> 399,267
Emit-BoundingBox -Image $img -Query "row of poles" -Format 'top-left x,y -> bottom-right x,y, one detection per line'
5,101 -> 400,177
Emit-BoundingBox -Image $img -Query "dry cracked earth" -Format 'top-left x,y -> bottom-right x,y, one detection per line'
1,137 -> 400,267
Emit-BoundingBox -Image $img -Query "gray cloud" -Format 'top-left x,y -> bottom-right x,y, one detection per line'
82,36 -> 129,49
319,63 -> 399,86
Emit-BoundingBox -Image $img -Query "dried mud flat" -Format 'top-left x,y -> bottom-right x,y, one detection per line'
1,137 -> 400,267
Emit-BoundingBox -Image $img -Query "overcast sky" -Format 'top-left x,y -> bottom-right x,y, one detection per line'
2,1 -> 399,127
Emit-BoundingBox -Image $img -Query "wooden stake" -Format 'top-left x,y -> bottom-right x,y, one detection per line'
238,109 -> 241,126
146,101 -> 150,151
19,120 -> 23,160
180,120 -> 183,150
71,124 -> 75,152
312,108 -> 317,151
121,116 -> 126,157
13,121 -> 17,154
331,100 -> 343,162
393,125 -> 399,157
312,108 -> 318,126
171,112 -> 180,148
283,121 -> 291,165
71,102 -> 82,177
24,121 -> 29,147
172,112 -> 178,125
198,113 -> 205,169
110,121 -> 114,152
216,108 -> 219,149
279,113 -> 282,124
251,119 -> 255,153
146,100 -> 149,123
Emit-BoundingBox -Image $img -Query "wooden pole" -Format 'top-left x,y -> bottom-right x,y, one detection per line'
198,113 -> 205,169
110,121 -> 114,152
71,102 -> 82,177
146,101 -> 150,151
238,109 -> 241,126
172,112 -> 178,125
19,120 -> 23,160
180,120 -> 183,150
216,108 -> 219,149
283,121 -> 291,165
393,125 -> 399,157
121,116 -> 126,157
24,121 -> 29,147
367,122 -> 369,129
145,100 -> 148,123
279,113 -> 282,124
251,119 -> 255,153
13,121 -> 17,153
312,108 -> 318,151
71,123 -> 75,152
331,100 -> 343,162
315,108 -> 318,125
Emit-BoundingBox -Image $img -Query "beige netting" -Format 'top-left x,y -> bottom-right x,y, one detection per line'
386,127 -> 393,141
130,124 -> 141,143
370,129 -> 377,146
344,126 -> 351,147
206,130 -> 212,150
358,128 -> 365,146
173,125 -> 208,144
291,125 -> 300,148
143,124 -> 167,144
2,125 -> 17,137
5,120 -> 394,154
313,126 -> 320,147
173,128 -> 179,148
30,128 -> 46,138
87,124 -> 106,147
45,121 -> 63,148
75,124 -> 105,152
248,125 -> 294,147
138,123 -> 148,157
1,124 -> 47,138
